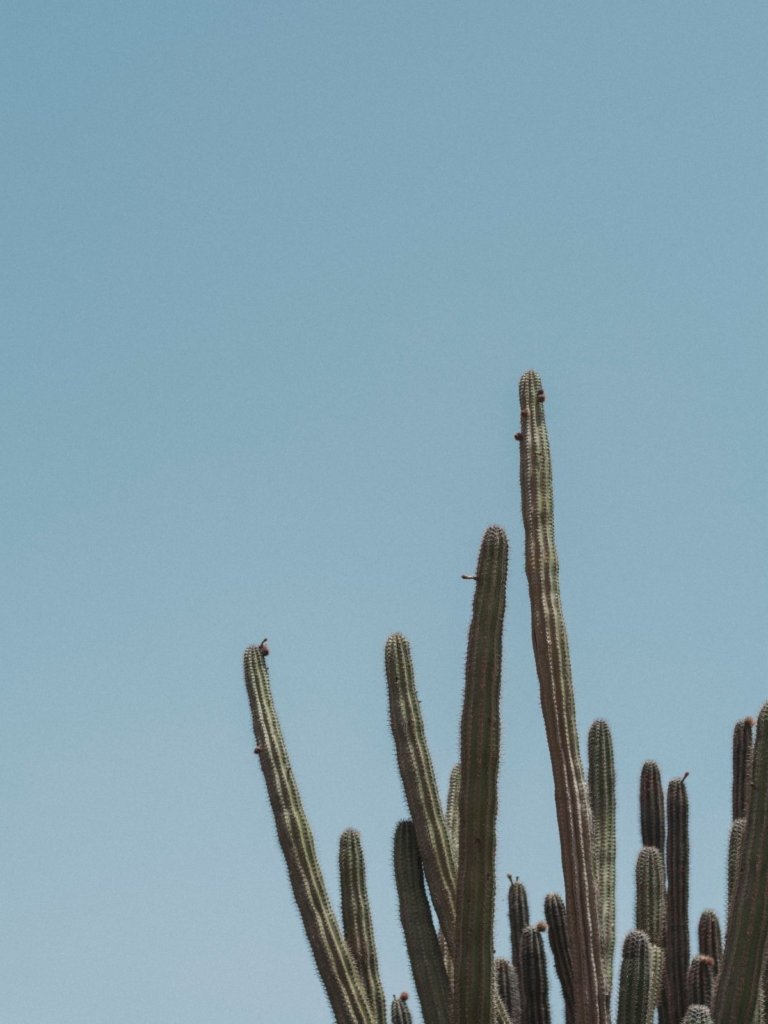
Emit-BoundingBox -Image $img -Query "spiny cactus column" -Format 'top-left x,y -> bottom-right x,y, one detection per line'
517,370 -> 607,1024
454,525 -> 508,1024
393,820 -> 451,1024
616,930 -> 651,1024
588,719 -> 616,1006
496,959 -> 522,1024
544,893 -> 574,1024
519,925 -> 551,1024
386,633 -> 456,951
697,910 -> 722,976
662,775 -> 690,1024
713,703 -> 768,1024
243,645 -> 374,1024
340,828 -> 387,1024
639,761 -> 665,854
391,994 -> 414,1024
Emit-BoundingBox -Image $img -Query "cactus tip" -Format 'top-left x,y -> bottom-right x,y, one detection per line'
258,638 -> 269,657
536,920 -> 548,932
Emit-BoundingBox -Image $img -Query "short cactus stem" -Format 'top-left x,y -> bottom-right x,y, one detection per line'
639,761 -> 665,854
697,910 -> 722,976
732,717 -> 754,821
496,958 -> 522,1024
517,370 -> 607,1024
686,954 -> 715,1008
543,893 -> 574,1024
390,994 -> 413,1024
519,924 -> 551,1024
616,930 -> 651,1024
634,845 -> 665,947
682,1007 -> 713,1024
508,875 -> 530,1012
445,763 -> 461,862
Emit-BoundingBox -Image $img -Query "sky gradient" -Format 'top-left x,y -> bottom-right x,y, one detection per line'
2,3 -> 767,1022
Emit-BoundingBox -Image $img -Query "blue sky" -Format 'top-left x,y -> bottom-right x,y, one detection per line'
2,3 -> 766,1021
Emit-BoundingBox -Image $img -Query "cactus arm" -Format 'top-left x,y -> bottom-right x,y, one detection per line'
732,717 -> 755,822
588,719 -> 616,1003
496,959 -> 522,1024
386,633 -> 457,951
517,370 -> 607,1024
445,764 -> 461,862
683,1008 -> 714,1024
543,893 -> 574,1024
713,703 -> 768,1024
616,930 -> 651,1024
340,829 -> 387,1024
640,761 -> 665,854
662,776 -> 690,1024
390,995 -> 414,1024
454,526 -> 508,1024
697,910 -> 722,976
243,645 -> 374,1024
393,821 -> 451,1024
635,845 -> 665,948
686,954 -> 714,1008
519,925 -> 551,1024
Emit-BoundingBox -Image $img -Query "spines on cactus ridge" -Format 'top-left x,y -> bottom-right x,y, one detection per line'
339,828 -> 387,1024
616,929 -> 651,1024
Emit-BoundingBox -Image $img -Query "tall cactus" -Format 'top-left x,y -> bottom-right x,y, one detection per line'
340,828 -> 387,1024
517,370 -> 607,1024
588,719 -> 617,1005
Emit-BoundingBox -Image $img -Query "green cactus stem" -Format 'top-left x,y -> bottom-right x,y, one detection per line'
588,719 -> 616,1004
339,828 -> 387,1024
243,645 -> 374,1024
385,633 -> 456,952
662,775 -> 690,1024
543,893 -> 574,1024
616,930 -> 651,1024
392,821 -> 451,1024
517,370 -> 607,1024
712,703 -> 768,1024
640,761 -> 665,854
519,925 -> 551,1024
445,764 -> 461,862
686,954 -> 715,1008
454,525 -> 508,1024
732,717 -> 755,822
390,995 -> 413,1024
496,959 -> 522,1024
508,875 -> 530,1017
726,817 -> 745,927
635,845 -> 665,947
697,910 -> 722,976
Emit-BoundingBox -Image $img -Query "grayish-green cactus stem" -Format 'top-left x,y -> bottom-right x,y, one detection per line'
647,944 -> 665,1024
340,828 -> 387,1024
697,910 -> 722,976
496,959 -> 522,1024
454,525 -> 508,1024
392,821 -> 451,1024
517,370 -> 607,1024
683,1007 -> 713,1024
508,875 -> 530,1019
639,761 -> 665,854
243,645 -> 374,1024
588,719 -> 616,1003
390,995 -> 413,1024
445,763 -> 461,862
662,775 -> 690,1024
635,845 -> 665,947
616,930 -> 651,1024
543,893 -> 574,1024
726,816 -> 745,923
713,703 -> 768,1024
732,717 -> 755,821
385,633 -> 456,952
686,954 -> 714,1009
520,925 -> 551,1024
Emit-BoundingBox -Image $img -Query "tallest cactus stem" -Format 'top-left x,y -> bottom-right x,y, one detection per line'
517,371 -> 608,1024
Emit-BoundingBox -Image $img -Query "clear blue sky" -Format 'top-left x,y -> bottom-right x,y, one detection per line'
2,3 -> 766,1022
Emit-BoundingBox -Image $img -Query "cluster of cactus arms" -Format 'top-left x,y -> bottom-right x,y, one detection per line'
243,370 -> 768,1024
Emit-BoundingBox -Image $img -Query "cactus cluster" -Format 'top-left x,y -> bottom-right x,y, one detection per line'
243,370 -> 768,1024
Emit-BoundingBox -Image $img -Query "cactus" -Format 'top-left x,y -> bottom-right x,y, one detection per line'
244,370 -> 768,1024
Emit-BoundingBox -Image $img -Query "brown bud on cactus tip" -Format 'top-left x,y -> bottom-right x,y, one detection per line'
701,955 -> 715,967
254,746 -> 262,755
747,716 -> 756,727
536,920 -> 548,932
258,638 -> 269,657
514,432 -> 522,441
399,992 -> 409,1001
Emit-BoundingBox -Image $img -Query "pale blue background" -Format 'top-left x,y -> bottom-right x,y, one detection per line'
2,3 -> 766,1021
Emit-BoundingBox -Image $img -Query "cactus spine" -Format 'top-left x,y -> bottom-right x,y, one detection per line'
517,370 -> 607,1024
